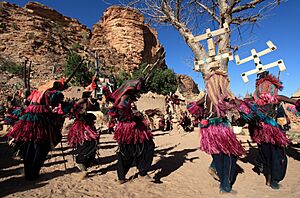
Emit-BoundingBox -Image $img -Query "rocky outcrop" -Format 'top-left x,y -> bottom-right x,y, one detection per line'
177,74 -> 199,95
90,6 -> 161,72
0,3 -> 162,80
0,1 -> 90,83
0,2 -> 198,101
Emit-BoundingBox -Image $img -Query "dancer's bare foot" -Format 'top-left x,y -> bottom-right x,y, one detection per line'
76,163 -> 87,171
76,164 -> 88,180
139,174 -> 153,181
118,179 -> 127,184
208,167 -> 219,181
78,171 -> 88,180
220,189 -> 237,195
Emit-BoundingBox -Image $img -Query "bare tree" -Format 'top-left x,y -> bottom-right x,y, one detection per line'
116,0 -> 282,112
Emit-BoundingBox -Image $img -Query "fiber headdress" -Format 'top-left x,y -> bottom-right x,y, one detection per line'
254,71 -> 283,105
109,80 -> 142,105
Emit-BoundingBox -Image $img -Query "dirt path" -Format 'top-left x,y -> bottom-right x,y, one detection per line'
1,129 -> 300,198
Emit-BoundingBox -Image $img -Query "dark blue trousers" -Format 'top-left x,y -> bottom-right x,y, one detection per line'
256,142 -> 287,185
212,153 -> 237,192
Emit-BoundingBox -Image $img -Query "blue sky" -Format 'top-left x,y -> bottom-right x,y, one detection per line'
7,0 -> 300,97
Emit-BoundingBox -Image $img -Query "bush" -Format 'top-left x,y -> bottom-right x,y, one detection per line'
63,50 -> 94,87
115,70 -> 131,87
0,57 -> 23,76
27,32 -> 35,40
52,22 -> 63,36
144,66 -> 178,95
11,22 -> 19,30
0,22 -> 6,30
82,31 -> 91,40
71,42 -> 81,51
115,62 -> 178,95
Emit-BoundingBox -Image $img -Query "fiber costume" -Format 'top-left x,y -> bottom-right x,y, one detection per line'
187,72 -> 245,193
3,102 -> 25,159
246,72 -> 300,189
6,80 -> 65,180
158,117 -> 165,131
3,107 -> 23,127
108,80 -> 154,183
67,101 -> 99,171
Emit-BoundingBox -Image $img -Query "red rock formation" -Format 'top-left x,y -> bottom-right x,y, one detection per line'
90,6 -> 161,72
0,3 -> 199,100
0,1 -> 90,83
177,74 -> 199,95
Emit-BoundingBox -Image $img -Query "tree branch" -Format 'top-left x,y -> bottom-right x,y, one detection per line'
160,0 -> 210,73
193,0 -> 221,23
231,0 -> 264,13
227,0 -> 240,13
121,0 -> 282,75
231,14 -> 261,24
175,0 -> 181,21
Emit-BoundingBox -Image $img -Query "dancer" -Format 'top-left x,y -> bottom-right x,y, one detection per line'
6,79 -> 66,180
245,71 -> 300,189
187,93 -> 245,193
108,80 -> 155,184
67,91 -> 99,175
158,116 -> 165,131
179,111 -> 192,132
2,96 -> 24,128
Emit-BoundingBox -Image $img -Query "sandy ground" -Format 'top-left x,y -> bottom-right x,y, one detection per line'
1,128 -> 300,198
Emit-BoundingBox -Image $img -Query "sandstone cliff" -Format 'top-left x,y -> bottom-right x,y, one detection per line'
177,74 -> 200,95
90,6 -> 161,72
0,1 -> 90,82
0,3 -> 162,82
0,2 -> 198,100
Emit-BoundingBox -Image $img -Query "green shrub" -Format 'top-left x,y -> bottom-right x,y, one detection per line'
82,31 -> 90,40
52,22 -> 63,35
0,57 -> 23,76
27,32 -> 35,40
115,62 -> 178,95
63,50 -> 94,86
71,42 -> 81,51
115,70 -> 131,87
144,66 -> 178,95
11,22 -> 19,30
0,22 -> 6,30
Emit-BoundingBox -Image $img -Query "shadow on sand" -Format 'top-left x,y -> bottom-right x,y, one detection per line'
150,146 -> 199,183
0,136 -> 79,197
88,154 -> 118,177
0,167 -> 78,197
0,136 -> 20,170
286,145 -> 300,161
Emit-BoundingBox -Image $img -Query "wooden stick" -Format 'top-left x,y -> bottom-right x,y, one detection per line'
64,59 -> 85,85
23,59 -> 28,89
27,61 -> 32,92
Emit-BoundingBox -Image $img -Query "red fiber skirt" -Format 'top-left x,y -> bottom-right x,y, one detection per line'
114,120 -> 153,144
200,124 -> 245,156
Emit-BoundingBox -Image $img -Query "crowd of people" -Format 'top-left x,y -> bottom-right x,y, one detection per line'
0,70 -> 300,194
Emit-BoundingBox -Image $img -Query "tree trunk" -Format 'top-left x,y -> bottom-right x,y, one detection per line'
173,0 -> 234,110
203,69 -> 233,110
200,0 -> 233,113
